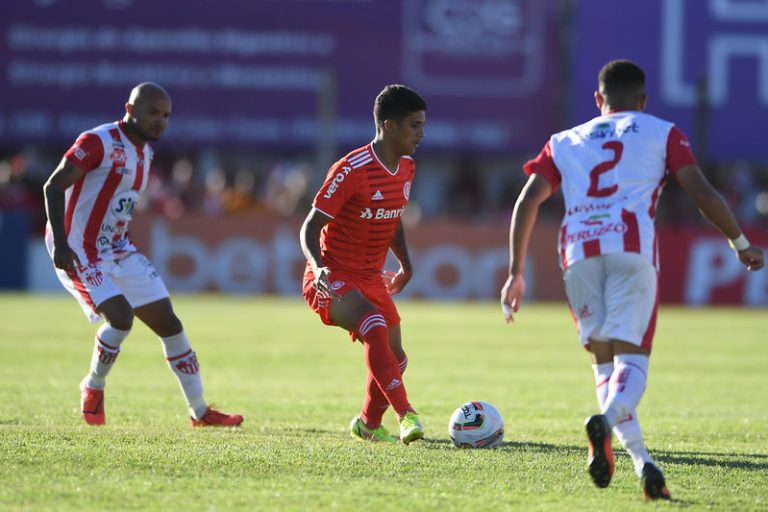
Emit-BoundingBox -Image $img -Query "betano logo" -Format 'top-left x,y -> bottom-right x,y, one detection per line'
360,207 -> 405,220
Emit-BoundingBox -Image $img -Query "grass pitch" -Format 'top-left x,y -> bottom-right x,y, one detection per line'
0,294 -> 766,511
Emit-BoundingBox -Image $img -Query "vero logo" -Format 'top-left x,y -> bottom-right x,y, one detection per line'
360,208 -> 373,219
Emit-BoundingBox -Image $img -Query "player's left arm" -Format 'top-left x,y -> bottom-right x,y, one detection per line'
384,220 -> 413,295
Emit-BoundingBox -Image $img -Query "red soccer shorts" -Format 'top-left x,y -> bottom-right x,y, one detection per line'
302,264 -> 401,339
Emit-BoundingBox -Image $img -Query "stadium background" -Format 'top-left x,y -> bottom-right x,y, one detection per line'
1,0 -> 766,305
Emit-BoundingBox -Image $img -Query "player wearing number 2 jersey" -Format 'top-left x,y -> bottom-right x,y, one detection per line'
500,60 -> 763,501
300,84 -> 426,444
43,83 -> 242,428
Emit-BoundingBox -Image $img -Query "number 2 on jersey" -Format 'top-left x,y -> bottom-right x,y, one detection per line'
587,141 -> 623,197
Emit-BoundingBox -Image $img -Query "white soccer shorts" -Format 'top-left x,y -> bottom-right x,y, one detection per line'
563,252 -> 658,348
52,252 -> 170,324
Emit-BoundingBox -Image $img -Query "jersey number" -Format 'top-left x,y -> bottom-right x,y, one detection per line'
587,141 -> 623,197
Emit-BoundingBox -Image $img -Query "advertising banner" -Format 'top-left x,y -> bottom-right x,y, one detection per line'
1,0 -> 559,153
570,0 -> 768,160
120,214 -> 768,306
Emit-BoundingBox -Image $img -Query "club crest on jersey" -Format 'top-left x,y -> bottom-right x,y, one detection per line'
330,280 -> 345,291
403,181 -> 411,200
110,147 -> 127,164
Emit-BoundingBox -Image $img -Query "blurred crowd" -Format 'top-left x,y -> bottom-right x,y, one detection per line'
2,146 -> 767,234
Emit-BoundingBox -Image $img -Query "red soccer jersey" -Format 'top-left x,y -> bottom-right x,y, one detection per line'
312,143 -> 415,277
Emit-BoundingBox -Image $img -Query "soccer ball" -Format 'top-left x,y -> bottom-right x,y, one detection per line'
448,401 -> 505,449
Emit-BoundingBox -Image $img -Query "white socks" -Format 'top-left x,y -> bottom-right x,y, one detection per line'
593,358 -> 655,476
84,324 -> 130,389
161,331 -> 207,419
602,354 -> 649,428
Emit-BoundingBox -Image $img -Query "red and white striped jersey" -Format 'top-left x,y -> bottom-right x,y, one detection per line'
524,111 -> 697,270
46,120 -> 153,264
312,142 -> 415,277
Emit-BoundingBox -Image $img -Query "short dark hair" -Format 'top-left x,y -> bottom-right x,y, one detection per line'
598,60 -> 645,95
373,84 -> 427,126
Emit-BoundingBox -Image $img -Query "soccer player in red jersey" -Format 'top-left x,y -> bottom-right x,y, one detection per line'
500,60 -> 764,500
43,83 -> 243,427
300,84 -> 426,444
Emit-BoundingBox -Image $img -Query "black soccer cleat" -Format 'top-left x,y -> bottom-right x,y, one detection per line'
585,414 -> 614,488
641,462 -> 672,501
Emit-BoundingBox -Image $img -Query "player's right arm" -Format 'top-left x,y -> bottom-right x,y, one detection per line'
43,157 -> 86,273
500,173 -> 552,323
675,165 -> 764,271
299,207 -> 339,298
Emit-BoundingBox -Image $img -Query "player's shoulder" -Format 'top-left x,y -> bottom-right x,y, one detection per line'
400,154 -> 416,173
341,144 -> 375,170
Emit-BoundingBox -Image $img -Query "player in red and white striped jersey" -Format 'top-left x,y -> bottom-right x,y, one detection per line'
500,60 -> 763,500
300,84 -> 426,444
43,83 -> 242,428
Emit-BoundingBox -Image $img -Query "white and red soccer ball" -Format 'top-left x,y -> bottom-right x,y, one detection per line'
448,401 -> 505,449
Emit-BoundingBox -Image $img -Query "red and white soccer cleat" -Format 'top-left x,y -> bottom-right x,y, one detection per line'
80,382 -> 105,426
190,406 -> 244,427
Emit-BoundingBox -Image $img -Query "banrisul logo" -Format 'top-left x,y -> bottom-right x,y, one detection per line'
360,207 -> 405,220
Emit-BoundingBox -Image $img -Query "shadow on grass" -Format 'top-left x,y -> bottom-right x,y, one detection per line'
289,427 -> 767,471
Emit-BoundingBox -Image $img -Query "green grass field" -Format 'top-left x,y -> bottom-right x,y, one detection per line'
0,294 -> 766,511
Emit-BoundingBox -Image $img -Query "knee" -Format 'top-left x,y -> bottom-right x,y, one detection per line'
105,307 -> 134,331
157,314 -> 183,338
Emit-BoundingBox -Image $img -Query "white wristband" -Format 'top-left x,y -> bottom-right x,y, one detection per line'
728,234 -> 750,252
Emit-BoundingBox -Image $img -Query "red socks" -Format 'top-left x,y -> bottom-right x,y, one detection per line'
357,311 -> 411,420
361,355 -> 408,429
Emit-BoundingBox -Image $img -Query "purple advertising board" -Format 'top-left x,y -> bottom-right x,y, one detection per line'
1,0 -> 560,153
570,0 -> 768,161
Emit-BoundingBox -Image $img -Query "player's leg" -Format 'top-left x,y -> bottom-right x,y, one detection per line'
564,257 -> 616,488
329,290 -> 422,443
117,253 -> 242,426
50,259 -> 132,425
599,253 -> 670,500
356,324 -> 408,440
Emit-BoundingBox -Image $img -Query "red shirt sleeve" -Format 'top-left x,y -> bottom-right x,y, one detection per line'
312,159 -> 358,218
666,126 -> 698,176
523,140 -> 561,192
64,132 -> 104,172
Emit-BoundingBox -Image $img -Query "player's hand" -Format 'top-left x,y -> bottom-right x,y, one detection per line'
500,274 -> 526,324
382,267 -> 412,295
737,246 -> 765,271
53,244 -> 82,275
312,265 -> 341,300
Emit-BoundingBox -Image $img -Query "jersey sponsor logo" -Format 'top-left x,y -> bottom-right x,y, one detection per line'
403,181 -> 411,200
116,167 -> 130,175
371,190 -> 384,201
322,166 -> 352,199
97,236 -> 111,248
578,304 -> 592,318
580,214 -> 609,226
110,191 -> 139,221
360,207 -> 405,220
564,222 -> 627,245
588,121 -> 639,140
565,197 -> 627,217
73,146 -> 86,160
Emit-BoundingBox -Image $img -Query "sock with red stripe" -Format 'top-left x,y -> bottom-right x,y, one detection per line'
593,361 -> 655,477
602,354 -> 649,429
84,324 -> 130,389
357,312 -> 412,418
360,354 -> 408,429
161,331 -> 207,419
